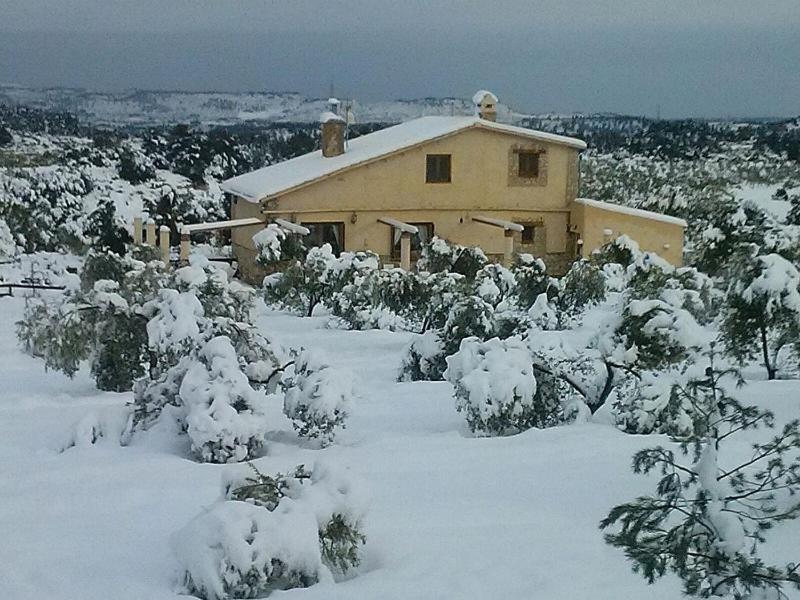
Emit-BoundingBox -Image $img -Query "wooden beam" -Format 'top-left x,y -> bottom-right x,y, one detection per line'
472,215 -> 524,232
377,217 -> 419,234
274,218 -> 310,235
181,217 -> 265,234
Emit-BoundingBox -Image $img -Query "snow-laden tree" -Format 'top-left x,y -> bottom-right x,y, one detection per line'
551,258 -> 606,326
721,248 -> 800,380
601,350 -> 800,599
178,336 -> 270,463
173,462 -> 365,600
445,336 -> 559,435
0,217 -> 19,259
591,234 -> 644,268
264,245 -> 378,317
282,349 -> 353,445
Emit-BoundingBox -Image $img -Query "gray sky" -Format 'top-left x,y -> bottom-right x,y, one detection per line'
1,0 -> 799,117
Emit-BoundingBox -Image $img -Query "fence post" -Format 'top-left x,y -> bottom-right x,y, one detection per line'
145,220 -> 157,246
159,225 -> 170,266
133,217 -> 143,245
180,228 -> 191,264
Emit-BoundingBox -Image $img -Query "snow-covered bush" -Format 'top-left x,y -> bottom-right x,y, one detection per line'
179,336 -> 271,463
512,253 -> 552,309
282,350 -> 353,445
591,234 -> 643,268
172,254 -> 255,323
417,236 -> 487,279
172,462 -> 365,600
721,249 -> 800,379
0,217 -> 19,258
552,258 -> 606,325
399,295 -> 495,381
446,336 -> 556,435
252,223 -> 306,267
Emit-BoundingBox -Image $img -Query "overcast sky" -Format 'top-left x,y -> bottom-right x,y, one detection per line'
1,0 -> 798,117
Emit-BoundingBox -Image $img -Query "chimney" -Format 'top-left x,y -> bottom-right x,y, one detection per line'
473,90 -> 498,122
320,108 -> 346,158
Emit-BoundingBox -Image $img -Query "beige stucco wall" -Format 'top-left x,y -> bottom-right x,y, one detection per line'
231,126 -> 580,278
571,202 -> 685,266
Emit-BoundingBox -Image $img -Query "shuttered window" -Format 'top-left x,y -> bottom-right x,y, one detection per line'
426,154 -> 451,183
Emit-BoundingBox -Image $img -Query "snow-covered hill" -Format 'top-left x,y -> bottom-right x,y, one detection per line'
0,84 -> 501,126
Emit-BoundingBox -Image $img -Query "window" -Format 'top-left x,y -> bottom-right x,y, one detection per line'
301,222 -> 345,255
518,151 -> 540,179
391,223 -> 434,260
521,224 -> 535,244
426,154 -> 451,183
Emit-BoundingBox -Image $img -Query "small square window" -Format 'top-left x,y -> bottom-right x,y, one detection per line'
521,224 -> 535,244
426,154 -> 451,183
518,151 -> 540,179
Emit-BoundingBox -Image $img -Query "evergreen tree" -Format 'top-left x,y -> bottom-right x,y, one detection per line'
721,248 -> 800,380
601,350 -> 800,599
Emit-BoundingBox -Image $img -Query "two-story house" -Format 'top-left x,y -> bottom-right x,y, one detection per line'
221,91 -> 685,282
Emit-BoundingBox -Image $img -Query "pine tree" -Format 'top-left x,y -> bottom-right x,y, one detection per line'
601,349 -> 800,599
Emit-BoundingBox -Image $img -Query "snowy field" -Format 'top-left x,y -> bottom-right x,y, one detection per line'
2,287 -> 799,600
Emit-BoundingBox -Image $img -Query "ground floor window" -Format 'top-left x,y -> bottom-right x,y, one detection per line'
391,223 -> 434,260
302,222 -> 345,255
521,223 -> 536,244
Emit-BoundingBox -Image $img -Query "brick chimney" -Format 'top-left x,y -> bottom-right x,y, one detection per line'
320,103 -> 346,157
473,90 -> 498,122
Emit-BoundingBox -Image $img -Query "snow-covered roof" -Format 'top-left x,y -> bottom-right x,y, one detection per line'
222,116 -> 587,202
574,198 -> 688,227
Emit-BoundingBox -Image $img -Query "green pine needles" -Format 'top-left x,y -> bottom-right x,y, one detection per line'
600,348 -> 800,598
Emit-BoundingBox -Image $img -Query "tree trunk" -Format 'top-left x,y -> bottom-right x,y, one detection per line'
760,324 -> 776,380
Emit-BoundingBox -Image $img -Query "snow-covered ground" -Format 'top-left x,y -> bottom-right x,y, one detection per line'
2,291 -> 799,599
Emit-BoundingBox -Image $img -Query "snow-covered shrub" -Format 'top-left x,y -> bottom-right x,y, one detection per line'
446,336 -> 556,435
83,196 -> 131,255
252,223 -> 307,267
397,330 -> 446,382
172,254 -> 255,323
282,350 -> 353,445
173,462 -> 365,600
417,236 -> 487,279
626,252 -> 719,324
179,336 -> 271,463
552,258 -> 606,324
399,295 -> 495,381
591,234 -> 643,268
472,263 -> 517,308
721,249 -> 800,379
117,145 -> 156,184
512,253 -> 552,309
0,217 -> 19,259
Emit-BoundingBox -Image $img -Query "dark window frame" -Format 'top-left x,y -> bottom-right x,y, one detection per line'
521,224 -> 536,244
518,150 -> 540,179
426,154 -> 452,183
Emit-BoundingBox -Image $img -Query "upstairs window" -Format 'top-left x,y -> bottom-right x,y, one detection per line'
426,154 -> 451,183
518,151 -> 540,179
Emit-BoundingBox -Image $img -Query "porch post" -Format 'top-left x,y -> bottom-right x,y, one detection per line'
180,228 -> 191,264
159,225 -> 170,266
503,229 -> 515,267
133,217 -> 143,245
145,220 -> 156,246
400,231 -> 412,271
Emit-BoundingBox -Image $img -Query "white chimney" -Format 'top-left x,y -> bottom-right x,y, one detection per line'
473,90 -> 498,122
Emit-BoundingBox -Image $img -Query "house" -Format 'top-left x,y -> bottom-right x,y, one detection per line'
220,91 -> 685,282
